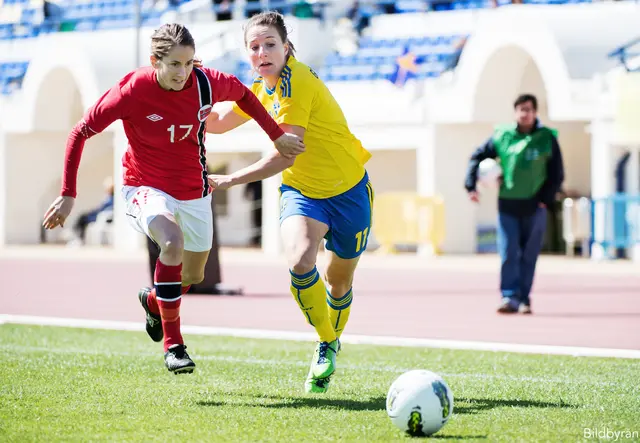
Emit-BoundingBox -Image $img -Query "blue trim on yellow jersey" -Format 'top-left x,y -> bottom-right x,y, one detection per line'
261,66 -> 292,97
280,66 -> 292,98
264,82 -> 276,96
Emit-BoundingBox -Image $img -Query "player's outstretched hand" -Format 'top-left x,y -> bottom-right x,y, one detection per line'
468,190 -> 480,203
43,196 -> 75,230
208,174 -> 234,192
274,133 -> 305,159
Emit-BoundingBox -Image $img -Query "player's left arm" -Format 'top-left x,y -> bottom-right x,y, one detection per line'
207,69 -> 304,158
206,102 -> 250,134
536,135 -> 565,208
208,150 -> 295,191
208,69 -> 282,139
208,73 -> 314,191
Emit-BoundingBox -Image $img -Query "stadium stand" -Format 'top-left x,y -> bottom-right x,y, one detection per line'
0,0 -> 599,96
0,0 -> 594,42
0,60 -> 29,95
317,35 -> 466,81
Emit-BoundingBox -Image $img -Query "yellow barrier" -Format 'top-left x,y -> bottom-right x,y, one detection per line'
372,192 -> 445,255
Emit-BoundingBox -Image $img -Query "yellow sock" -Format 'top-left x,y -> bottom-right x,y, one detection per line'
290,266 -> 337,343
326,288 -> 353,338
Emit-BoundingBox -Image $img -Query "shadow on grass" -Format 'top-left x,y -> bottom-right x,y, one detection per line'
198,393 -> 386,411
199,394 -> 575,414
454,397 -> 576,415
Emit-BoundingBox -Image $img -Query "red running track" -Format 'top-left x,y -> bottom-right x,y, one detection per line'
1,247 -> 639,350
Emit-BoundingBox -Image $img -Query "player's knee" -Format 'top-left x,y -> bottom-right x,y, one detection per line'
182,271 -> 204,286
159,231 -> 184,262
290,252 -> 317,275
286,241 -> 317,275
289,245 -> 317,275
324,271 -> 353,297
149,216 -> 183,257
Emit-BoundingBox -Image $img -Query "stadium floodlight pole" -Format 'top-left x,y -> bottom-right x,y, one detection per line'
134,0 -> 141,68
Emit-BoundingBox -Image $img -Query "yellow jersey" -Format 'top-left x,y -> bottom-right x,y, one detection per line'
232,56 -> 371,199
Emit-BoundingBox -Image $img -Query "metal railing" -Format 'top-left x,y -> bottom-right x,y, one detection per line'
590,193 -> 640,259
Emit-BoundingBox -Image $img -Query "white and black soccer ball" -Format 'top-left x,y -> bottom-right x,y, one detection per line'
386,370 -> 454,437
477,158 -> 502,187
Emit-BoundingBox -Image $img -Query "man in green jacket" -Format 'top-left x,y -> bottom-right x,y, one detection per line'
464,94 -> 565,314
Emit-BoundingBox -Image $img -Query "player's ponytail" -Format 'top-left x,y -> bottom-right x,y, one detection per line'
243,11 -> 296,57
151,23 -> 196,60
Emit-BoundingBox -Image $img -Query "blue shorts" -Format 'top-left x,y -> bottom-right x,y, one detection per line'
279,172 -> 374,259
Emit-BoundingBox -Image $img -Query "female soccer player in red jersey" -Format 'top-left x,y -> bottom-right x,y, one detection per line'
42,23 -> 305,374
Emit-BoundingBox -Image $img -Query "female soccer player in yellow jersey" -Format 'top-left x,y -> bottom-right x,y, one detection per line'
205,11 -> 374,393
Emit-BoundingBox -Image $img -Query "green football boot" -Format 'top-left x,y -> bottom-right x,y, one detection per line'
311,339 -> 340,379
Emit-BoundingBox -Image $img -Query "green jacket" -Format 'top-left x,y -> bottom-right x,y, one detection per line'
491,123 -> 558,200
465,121 -> 565,216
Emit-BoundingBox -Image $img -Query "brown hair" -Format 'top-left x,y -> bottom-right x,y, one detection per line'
243,11 -> 296,56
150,23 -> 196,59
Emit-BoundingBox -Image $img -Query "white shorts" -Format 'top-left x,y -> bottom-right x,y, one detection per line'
121,186 -> 213,253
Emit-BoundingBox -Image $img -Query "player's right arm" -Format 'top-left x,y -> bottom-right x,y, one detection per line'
43,80 -> 130,230
205,103 -> 250,134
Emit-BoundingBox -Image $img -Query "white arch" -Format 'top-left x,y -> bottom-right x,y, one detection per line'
430,7 -> 573,123
470,45 -> 549,122
461,13 -> 572,119
6,43 -> 102,133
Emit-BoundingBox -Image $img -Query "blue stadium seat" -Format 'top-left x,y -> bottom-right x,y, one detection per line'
0,60 -> 29,95
0,24 -> 14,40
75,19 -> 98,31
320,31 -> 470,83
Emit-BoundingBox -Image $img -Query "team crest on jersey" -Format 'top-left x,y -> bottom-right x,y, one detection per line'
198,104 -> 213,122
270,100 -> 281,118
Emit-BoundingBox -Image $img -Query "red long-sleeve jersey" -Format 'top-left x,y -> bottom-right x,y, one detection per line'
61,66 -> 284,200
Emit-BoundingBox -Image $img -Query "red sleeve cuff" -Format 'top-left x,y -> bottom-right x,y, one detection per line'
60,189 -> 77,198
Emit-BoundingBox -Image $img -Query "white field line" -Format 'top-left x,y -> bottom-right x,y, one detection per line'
1,314 -> 639,360
0,343 -> 624,389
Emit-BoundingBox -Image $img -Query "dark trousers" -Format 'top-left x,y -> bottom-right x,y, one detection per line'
73,212 -> 112,241
496,207 -> 547,306
73,214 -> 92,241
250,207 -> 262,246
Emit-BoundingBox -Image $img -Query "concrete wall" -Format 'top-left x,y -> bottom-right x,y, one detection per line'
3,4 -> 631,251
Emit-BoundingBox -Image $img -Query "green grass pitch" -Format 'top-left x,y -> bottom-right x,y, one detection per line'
1,324 -> 638,442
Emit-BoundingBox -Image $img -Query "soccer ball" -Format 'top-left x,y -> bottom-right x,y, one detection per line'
386,370 -> 454,437
477,158 -> 502,187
